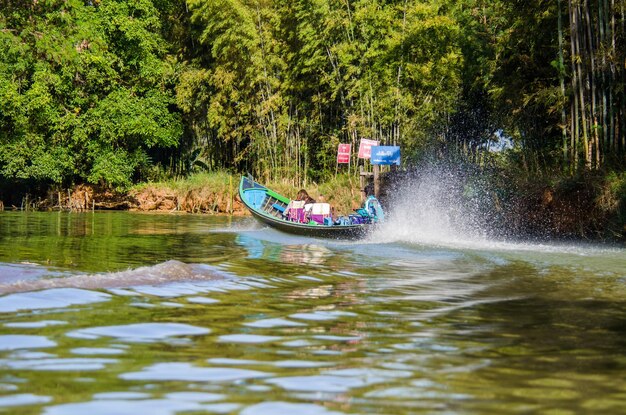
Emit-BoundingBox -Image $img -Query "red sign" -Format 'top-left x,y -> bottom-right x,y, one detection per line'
358,139 -> 379,159
337,143 -> 351,164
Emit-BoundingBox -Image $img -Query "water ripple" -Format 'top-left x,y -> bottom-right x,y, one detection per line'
0,393 -> 52,407
0,358 -> 117,371
218,334 -> 282,344
240,402 -> 346,415
44,398 -> 228,415
120,362 -> 270,382
0,261 -> 226,295
243,318 -> 306,328
66,323 -> 210,342
0,289 -> 110,313
0,335 -> 56,350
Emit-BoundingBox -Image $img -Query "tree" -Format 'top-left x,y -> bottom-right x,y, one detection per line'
0,0 -> 182,190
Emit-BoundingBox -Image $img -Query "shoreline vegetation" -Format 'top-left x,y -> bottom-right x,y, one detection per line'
3,169 -> 625,242
3,172 -> 365,219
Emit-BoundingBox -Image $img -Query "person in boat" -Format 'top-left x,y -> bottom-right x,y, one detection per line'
296,189 -> 315,204
283,189 -> 316,222
296,190 -> 336,225
297,189 -> 319,222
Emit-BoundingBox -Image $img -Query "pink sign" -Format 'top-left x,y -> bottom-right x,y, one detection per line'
337,143 -> 351,164
358,139 -> 379,159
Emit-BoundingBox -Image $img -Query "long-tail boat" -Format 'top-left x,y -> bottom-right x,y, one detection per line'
238,176 -> 384,239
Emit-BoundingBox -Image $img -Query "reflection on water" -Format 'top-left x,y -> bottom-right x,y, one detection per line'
0,211 -> 625,414
236,233 -> 333,265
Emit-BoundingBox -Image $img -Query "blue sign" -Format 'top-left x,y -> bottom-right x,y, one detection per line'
370,146 -> 400,165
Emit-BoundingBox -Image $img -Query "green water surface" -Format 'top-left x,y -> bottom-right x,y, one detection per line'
0,211 -> 625,414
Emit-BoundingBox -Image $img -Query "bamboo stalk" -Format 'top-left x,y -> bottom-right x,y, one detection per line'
569,0 -> 581,170
583,0 -> 599,167
573,2 -> 591,168
558,0 -> 569,169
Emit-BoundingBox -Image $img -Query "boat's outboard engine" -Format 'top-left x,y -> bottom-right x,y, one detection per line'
340,196 -> 385,225
364,196 -> 384,223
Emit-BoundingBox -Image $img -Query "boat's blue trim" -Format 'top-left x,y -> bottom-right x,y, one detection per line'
272,203 -> 286,213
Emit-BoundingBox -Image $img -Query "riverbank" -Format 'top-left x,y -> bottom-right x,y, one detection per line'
1,172 -> 364,217
2,169 -> 624,241
381,165 -> 626,242
129,172 -> 364,216
504,171 -> 626,241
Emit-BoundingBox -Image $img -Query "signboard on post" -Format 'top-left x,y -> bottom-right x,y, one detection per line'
337,143 -> 351,164
358,139 -> 379,159
370,146 -> 401,165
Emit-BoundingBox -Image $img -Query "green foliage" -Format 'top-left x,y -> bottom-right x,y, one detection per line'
2,0 -> 625,199
0,0 -> 182,190
178,0 -> 464,183
605,172 -> 626,210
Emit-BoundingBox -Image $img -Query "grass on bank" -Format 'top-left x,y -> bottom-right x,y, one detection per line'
130,171 -> 363,215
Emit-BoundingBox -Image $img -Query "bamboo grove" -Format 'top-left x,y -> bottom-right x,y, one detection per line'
1,0 -> 626,192
563,0 -> 626,170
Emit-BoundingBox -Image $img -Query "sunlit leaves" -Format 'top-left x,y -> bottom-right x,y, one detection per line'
0,0 -> 182,189
181,0 -> 464,180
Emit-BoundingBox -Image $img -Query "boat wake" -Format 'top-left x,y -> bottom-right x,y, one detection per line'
368,168 -> 623,257
209,218 -> 263,234
0,260 -> 226,295
369,167 -> 491,246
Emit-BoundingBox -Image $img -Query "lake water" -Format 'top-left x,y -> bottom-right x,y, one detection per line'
0,211 -> 625,414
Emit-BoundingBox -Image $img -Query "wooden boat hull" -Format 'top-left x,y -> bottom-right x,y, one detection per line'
239,176 -> 374,240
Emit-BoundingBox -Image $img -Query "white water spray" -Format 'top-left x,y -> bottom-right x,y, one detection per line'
373,167 -> 491,247
368,167 -> 623,256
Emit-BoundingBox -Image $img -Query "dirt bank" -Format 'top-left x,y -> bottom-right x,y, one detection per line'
505,174 -> 626,240
129,185 -> 246,215
4,184 -> 246,214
